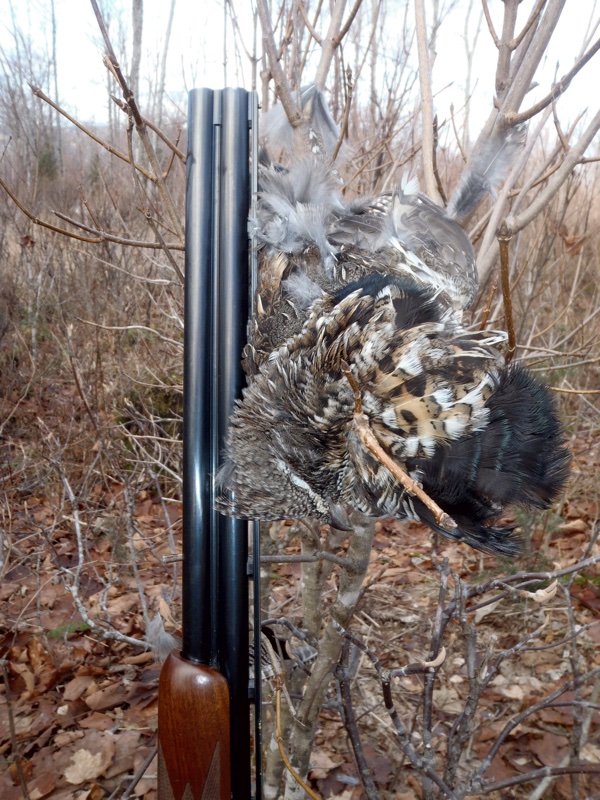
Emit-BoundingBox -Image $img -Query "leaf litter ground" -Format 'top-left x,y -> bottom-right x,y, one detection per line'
1,390 -> 599,799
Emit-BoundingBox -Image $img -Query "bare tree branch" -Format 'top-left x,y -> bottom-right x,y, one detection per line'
298,0 -> 323,46
507,108 -> 600,231
481,0 -> 500,48
497,221 -> 517,361
314,0 -> 348,89
89,0 -> 184,244
111,95 -> 185,162
499,0 -> 567,118
0,174 -> 101,242
509,36 -> 600,124
510,0 -> 548,51
52,210 -> 184,251
336,0 -> 365,45
256,0 -> 301,125
28,83 -> 155,181
414,0 -> 440,201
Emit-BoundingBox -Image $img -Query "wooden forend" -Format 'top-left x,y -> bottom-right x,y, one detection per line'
158,651 -> 230,800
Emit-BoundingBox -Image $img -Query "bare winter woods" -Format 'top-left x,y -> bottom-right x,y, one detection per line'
0,1 -> 599,799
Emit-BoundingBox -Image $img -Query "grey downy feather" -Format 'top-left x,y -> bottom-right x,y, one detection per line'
261,85 -> 345,162
447,123 -> 527,223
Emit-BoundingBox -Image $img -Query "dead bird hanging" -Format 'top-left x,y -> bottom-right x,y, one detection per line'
216,87 -> 570,557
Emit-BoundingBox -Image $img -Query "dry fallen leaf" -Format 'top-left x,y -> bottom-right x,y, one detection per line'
474,598 -> 502,623
499,683 -> 525,701
432,686 -> 463,713
63,731 -> 116,784
64,749 -> 105,784
10,661 -> 35,693
309,750 -> 344,779
63,675 -> 97,702
581,742 -> 600,763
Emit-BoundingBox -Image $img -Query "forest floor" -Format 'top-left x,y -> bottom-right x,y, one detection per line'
1,358 -> 599,800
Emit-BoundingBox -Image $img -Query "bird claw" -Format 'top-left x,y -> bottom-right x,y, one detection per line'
328,502 -> 354,532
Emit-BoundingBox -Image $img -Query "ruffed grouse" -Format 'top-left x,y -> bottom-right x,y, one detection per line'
216,89 -> 569,556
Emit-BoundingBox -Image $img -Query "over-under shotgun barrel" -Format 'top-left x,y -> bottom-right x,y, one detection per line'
157,88 -> 253,800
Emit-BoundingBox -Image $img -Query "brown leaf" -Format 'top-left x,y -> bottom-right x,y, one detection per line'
27,638 -> 57,693
308,749 -> 344,779
432,686 -> 463,713
26,771 -> 56,800
10,661 -> 35,693
64,749 -> 106,784
570,582 -> 600,613
122,651 -> 155,666
363,744 -> 394,784
106,592 -> 141,615
104,730 -> 142,779
79,712 -> 114,731
84,682 -> 134,711
529,731 -> 569,766
556,519 -> 589,534
27,636 -> 52,672
63,676 -> 97,702
0,582 -> 21,601
63,731 -> 116,784
54,730 -> 85,748
475,724 -> 503,743
88,784 -> 109,800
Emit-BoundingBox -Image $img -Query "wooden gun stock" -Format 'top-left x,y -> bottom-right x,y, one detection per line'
158,653 -> 230,800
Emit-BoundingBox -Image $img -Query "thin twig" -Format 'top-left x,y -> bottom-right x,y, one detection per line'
110,94 -> 186,162
510,0 -> 548,51
52,211 -> 184,251
335,0 -> 365,44
64,324 -> 100,432
380,674 -> 459,799
336,640 -> 379,800
120,743 -> 158,799
414,0 -> 440,201
261,552 -> 364,571
89,0 -> 184,243
330,67 -> 353,164
478,280 -> 498,331
481,0 -> 500,47
497,221 -> 517,361
313,0 -> 350,89
509,36 -> 600,125
1,660 -> 31,800
28,83 -> 155,181
165,550 -> 372,569
125,116 -> 185,282
0,175 -> 101,243
477,667 -> 600,780
298,0 -> 323,45
481,765 -> 600,794
275,680 -> 323,800
256,0 -> 301,126
432,114 -> 447,205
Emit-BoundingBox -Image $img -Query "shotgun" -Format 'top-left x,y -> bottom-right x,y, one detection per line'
158,88 -> 257,800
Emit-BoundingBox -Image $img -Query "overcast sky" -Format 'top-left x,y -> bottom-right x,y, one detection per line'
1,0 -> 599,138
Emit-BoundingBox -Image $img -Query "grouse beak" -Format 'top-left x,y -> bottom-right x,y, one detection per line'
328,502 -> 354,532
